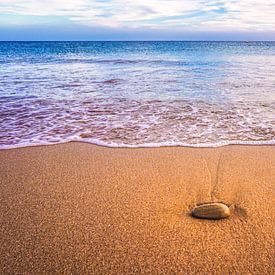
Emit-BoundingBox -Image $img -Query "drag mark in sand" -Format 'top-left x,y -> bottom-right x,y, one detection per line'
201,157 -> 212,201
211,152 -> 223,201
201,151 -> 223,202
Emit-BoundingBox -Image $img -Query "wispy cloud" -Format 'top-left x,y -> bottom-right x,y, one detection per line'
0,0 -> 275,32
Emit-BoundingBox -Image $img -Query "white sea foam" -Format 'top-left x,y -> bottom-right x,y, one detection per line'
0,97 -> 274,150
1,138 -> 275,150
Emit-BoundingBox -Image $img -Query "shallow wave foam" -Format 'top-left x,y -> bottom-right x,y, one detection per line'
0,97 -> 274,150
1,138 -> 275,150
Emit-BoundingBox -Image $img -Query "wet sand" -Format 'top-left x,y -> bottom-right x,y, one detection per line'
0,143 -> 274,274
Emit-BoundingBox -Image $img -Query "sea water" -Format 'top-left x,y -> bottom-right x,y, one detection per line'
0,41 -> 274,149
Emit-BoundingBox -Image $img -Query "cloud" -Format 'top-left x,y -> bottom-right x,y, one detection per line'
0,0 -> 275,32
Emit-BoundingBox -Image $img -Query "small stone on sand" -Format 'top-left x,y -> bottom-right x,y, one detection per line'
192,202 -> 230,220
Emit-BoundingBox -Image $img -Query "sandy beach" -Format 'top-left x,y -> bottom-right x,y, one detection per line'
0,142 -> 274,274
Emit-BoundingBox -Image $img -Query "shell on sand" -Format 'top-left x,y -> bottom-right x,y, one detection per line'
192,202 -> 230,220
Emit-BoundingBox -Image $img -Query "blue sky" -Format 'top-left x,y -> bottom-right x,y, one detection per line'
0,0 -> 275,40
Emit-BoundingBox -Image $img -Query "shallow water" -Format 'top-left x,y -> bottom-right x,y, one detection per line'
0,41 -> 274,148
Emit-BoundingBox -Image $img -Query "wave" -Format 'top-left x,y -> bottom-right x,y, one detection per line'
1,137 -> 275,150
1,42 -> 275,151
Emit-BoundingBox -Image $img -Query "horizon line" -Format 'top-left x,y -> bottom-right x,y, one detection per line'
1,40 -> 275,42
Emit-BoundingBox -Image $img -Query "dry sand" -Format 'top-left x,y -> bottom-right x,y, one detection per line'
0,143 -> 274,274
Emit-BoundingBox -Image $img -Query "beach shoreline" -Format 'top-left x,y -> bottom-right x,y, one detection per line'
0,142 -> 274,273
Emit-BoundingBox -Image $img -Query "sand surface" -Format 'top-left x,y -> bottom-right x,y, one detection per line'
0,143 -> 274,274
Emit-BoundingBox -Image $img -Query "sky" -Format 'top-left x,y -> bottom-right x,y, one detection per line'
0,0 -> 275,41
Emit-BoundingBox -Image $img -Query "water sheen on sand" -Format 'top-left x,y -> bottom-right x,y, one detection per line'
0,41 -> 274,148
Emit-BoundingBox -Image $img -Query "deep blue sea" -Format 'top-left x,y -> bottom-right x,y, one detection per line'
0,41 -> 274,148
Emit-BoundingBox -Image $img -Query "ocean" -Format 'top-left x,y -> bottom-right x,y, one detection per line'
0,41 -> 274,149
